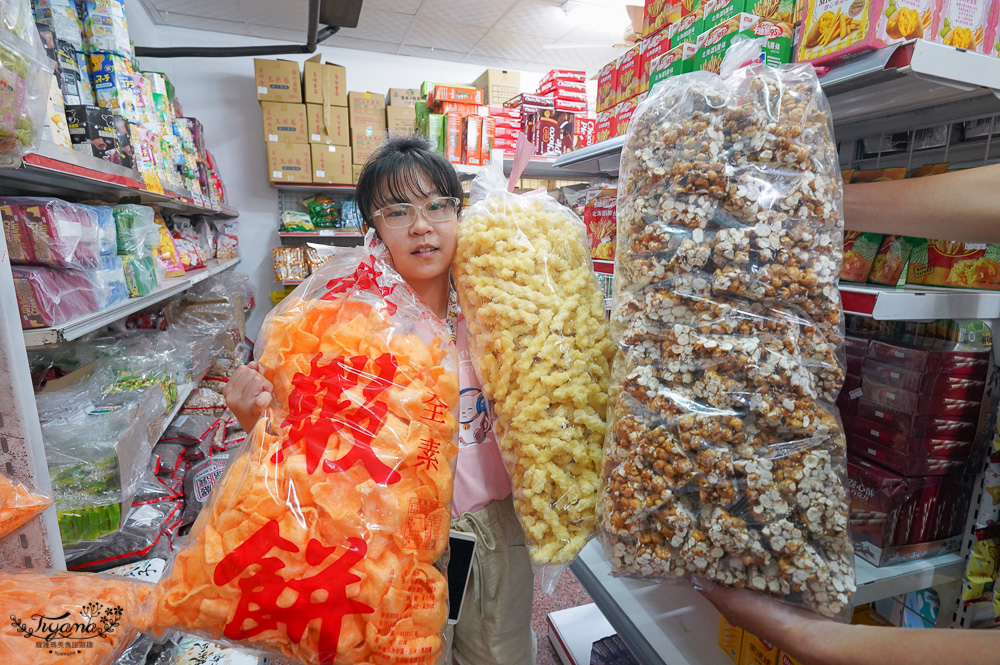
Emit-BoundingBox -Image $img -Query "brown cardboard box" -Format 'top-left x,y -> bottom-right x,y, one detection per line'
261,102 -> 307,143
302,55 -> 347,107
267,142 -> 311,183
307,103 -> 349,146
254,58 -> 302,103
310,144 -> 351,184
471,68 -> 521,105
352,163 -> 364,184
386,106 -> 416,135
351,125 -> 387,165
348,91 -> 387,131
387,87 -> 422,106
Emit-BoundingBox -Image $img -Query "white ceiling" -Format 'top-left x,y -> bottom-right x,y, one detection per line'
137,0 -> 635,76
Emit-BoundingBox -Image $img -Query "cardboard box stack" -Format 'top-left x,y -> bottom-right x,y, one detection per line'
255,56 -> 352,185
348,91 -> 387,171
472,68 -> 521,105
415,82 -> 495,165
840,334 -> 986,566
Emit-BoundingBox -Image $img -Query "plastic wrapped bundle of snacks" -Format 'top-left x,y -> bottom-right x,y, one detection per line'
454,158 -> 615,588
0,471 -> 53,540
0,0 -> 53,157
150,241 -> 460,665
599,42 -> 854,618
0,569 -> 152,664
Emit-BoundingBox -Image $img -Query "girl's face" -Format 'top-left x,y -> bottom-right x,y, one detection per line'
370,172 -> 458,285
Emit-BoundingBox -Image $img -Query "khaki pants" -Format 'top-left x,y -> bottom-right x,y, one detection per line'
446,496 -> 537,665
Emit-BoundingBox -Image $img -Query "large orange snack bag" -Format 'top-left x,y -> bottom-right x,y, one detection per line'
0,472 -> 53,539
0,569 -> 152,664
150,242 -> 459,665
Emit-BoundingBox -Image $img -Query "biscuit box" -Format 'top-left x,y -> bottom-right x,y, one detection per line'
616,43 -> 643,104
670,4 -> 705,44
595,108 -> 616,143
704,0 -> 798,26
597,59 -> 619,112
718,616 -> 743,664
907,239 -> 1000,290
643,0 -> 672,36
694,14 -> 793,73
740,633 -> 779,665
929,0 -> 994,53
649,42 -> 698,90
841,231 -> 883,282
796,0 -> 934,65
639,30 -> 672,94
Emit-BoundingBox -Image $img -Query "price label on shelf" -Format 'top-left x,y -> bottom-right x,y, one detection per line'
318,229 -> 336,236
142,172 -> 164,194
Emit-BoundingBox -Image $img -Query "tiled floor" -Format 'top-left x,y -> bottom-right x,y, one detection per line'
532,568 -> 595,665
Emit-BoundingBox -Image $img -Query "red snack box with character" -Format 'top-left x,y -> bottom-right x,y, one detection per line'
533,110 -> 577,157
575,117 -> 596,149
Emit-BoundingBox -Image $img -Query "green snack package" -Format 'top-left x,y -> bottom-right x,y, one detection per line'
120,253 -> 159,297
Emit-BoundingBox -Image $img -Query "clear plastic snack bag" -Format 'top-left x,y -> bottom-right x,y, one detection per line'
0,0 -> 53,157
149,239 -> 460,664
0,568 -> 153,664
0,470 -> 53,540
454,141 -> 615,591
599,39 -> 854,618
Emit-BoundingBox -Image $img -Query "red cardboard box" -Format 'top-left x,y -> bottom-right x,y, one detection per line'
642,0 -> 672,37
861,376 -> 984,418
853,417 -> 976,461
856,399 -> 978,441
850,432 -> 970,477
595,109 -> 615,143
539,79 -> 587,96
481,117 -> 496,163
575,117 -> 596,149
428,84 -> 484,106
617,43 -> 643,104
432,101 -> 489,117
555,98 -> 588,113
504,93 -> 554,110
597,59 -> 618,112
862,360 -> 986,400
533,110 -> 576,156
866,339 -> 990,376
640,31 -> 672,94
614,97 -> 639,137
489,105 -> 521,118
445,112 -> 462,164
541,69 -> 586,85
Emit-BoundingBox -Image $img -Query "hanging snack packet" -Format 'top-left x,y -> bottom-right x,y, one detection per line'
600,40 -> 854,618
454,141 -> 615,590
303,194 -> 341,228
962,528 -> 1000,602
150,241 -> 460,664
0,471 -> 53,540
0,569 -> 152,664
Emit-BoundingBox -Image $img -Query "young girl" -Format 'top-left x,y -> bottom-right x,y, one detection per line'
224,135 -> 536,665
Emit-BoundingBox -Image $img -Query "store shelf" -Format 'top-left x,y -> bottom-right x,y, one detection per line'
553,40 -> 1000,176
854,553 -> 965,606
839,283 -> 1000,321
278,230 -> 363,238
281,279 -> 304,286
22,257 -> 241,347
572,540 -> 967,664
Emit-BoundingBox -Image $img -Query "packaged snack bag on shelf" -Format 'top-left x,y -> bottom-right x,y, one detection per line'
170,216 -> 207,271
867,235 -> 914,286
12,265 -> 100,327
78,203 -> 119,257
0,569 -> 152,664
454,141 -> 615,590
80,0 -> 131,57
193,216 -> 217,259
121,253 -> 161,297
273,246 -> 309,282
960,527 -> 999,602
0,471 -> 53,540
840,231 -> 882,282
150,240 -> 460,665
214,218 -> 239,259
92,253 -> 129,309
0,0 -> 53,157
601,40 -> 855,618
113,204 -> 160,258
906,239 -> 1000,290
1,197 -> 101,269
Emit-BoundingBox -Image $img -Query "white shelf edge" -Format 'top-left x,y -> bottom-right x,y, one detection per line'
853,552 -> 966,605
22,257 -> 241,347
839,283 -> 1000,321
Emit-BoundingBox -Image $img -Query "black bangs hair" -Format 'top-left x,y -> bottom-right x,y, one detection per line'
355,134 -> 463,228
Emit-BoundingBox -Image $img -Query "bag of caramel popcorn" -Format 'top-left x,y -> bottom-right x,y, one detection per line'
454,143 -> 615,592
599,38 -> 855,618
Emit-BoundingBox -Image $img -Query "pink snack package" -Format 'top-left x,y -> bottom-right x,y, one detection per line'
12,266 -> 99,329
929,0 -> 994,54
797,0 -> 935,65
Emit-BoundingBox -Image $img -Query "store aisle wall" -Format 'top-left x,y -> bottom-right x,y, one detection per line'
125,0 -> 554,336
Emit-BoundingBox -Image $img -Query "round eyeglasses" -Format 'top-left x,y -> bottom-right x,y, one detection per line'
373,196 -> 460,228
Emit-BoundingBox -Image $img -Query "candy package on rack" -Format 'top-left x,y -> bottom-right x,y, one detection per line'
598,40 -> 855,618
0,568 -> 153,664
12,264 -> 100,328
0,0 -> 54,157
0,471 -> 53,540
169,216 -> 207,271
214,218 -> 239,259
152,210 -> 186,278
113,204 -> 160,258
149,239 -> 460,664
454,144 -> 615,591
1,197 -> 101,268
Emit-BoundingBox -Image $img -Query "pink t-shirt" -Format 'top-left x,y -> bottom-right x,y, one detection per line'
448,304 -> 512,517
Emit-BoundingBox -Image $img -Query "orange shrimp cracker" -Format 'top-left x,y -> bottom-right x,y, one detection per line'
151,247 -> 459,665
0,569 -> 151,665
0,473 -> 53,540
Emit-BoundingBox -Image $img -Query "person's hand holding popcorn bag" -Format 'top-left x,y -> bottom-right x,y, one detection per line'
148,239 -> 460,665
454,136 -> 615,592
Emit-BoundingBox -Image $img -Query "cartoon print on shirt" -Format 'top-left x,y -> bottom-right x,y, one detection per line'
459,387 -> 492,447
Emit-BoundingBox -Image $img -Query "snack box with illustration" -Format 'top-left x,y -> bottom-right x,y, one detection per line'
639,31 -> 672,94
719,616 -> 743,664
694,14 -> 793,73
595,108 -> 616,142
597,59 -> 619,112
703,0 -> 798,27
643,0 -> 674,37
930,0 -> 994,53
865,338 -> 990,375
533,110 -> 577,157
670,4 -> 705,45
575,117 -> 596,149
853,415 -> 977,461
584,188 -> 618,261
861,375 -> 984,418
847,455 -> 971,565
616,43 -> 644,104
907,239 -> 1000,291
797,0 -> 935,65
841,231 -> 883,282
615,97 -> 639,136
867,235 -> 915,286
427,84 -> 484,107
650,43 -> 698,90
850,429 -> 971,476
740,633 -> 779,665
